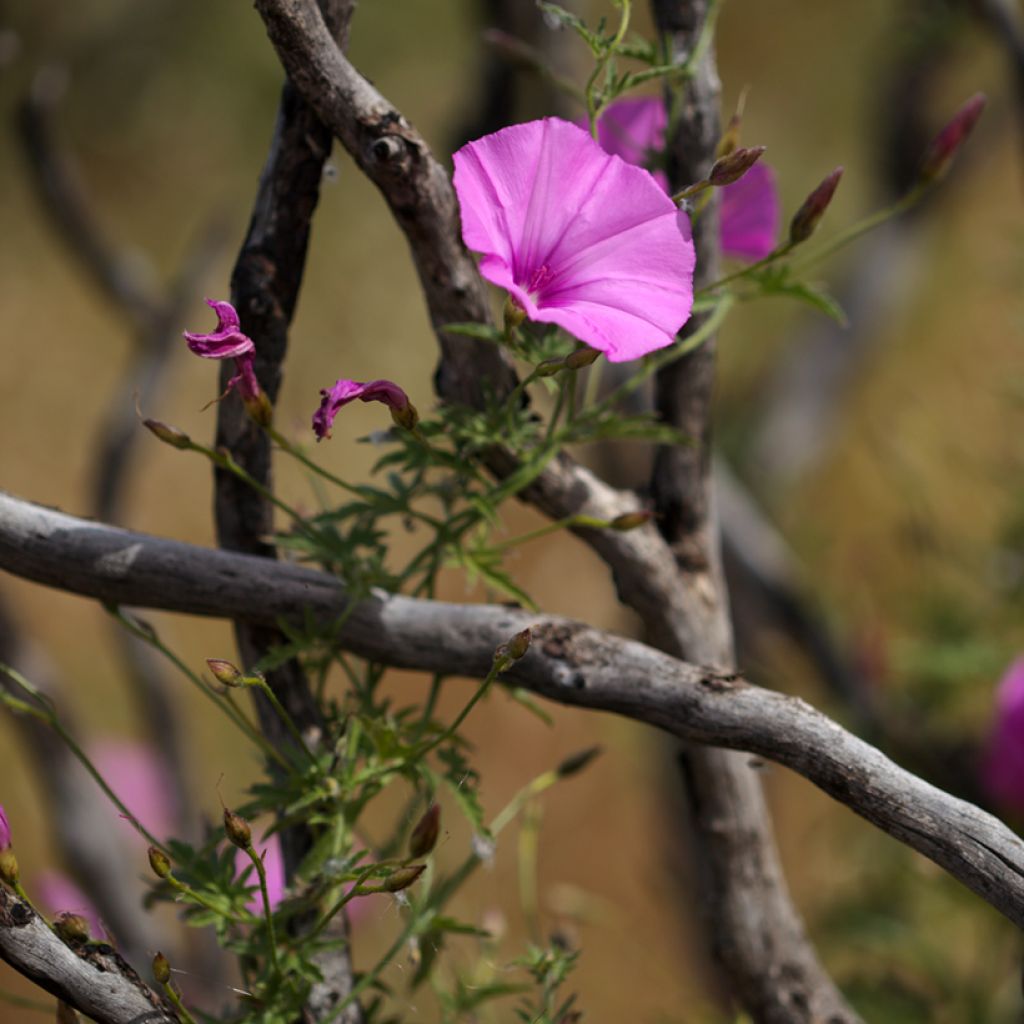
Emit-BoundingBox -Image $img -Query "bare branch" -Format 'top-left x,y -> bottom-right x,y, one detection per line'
0,887 -> 177,1024
1,490 -> 1023,933
253,0 -> 517,408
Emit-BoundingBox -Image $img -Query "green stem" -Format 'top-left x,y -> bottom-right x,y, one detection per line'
253,678 -> 319,768
107,610 -> 290,772
160,979 -> 199,1024
0,667 -> 167,853
417,660 -> 504,759
248,843 -> 282,976
696,242 -> 795,296
165,874 -> 251,925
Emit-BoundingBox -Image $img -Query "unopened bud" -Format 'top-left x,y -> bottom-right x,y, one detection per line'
0,848 -> 19,886
143,419 -> 192,450
917,92 -> 986,185
207,658 -> 243,687
54,912 -> 90,944
148,846 -> 172,879
565,347 -> 600,370
223,808 -> 252,850
382,863 -> 425,892
556,745 -> 602,778
389,401 -> 419,432
789,167 -> 843,245
708,145 -> 765,187
152,951 -> 171,985
609,510 -> 652,532
409,803 -> 441,858
495,627 -> 531,670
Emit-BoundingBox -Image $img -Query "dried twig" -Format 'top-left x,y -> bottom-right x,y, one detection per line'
1,490 -> 1023,935
0,886 -> 177,1024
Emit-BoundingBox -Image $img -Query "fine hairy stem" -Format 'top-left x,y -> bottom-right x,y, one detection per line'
1,491 -> 1023,934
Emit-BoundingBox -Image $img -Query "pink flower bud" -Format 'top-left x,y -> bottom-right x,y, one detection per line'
207,659 -> 244,687
789,167 -> 844,245
0,805 -> 10,850
917,92 -> 986,185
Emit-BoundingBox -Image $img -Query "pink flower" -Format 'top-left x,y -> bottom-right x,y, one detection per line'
35,871 -> 104,937
980,658 -> 1024,813
313,378 -> 415,440
453,117 -> 695,362
585,97 -> 780,263
183,298 -> 262,406
235,831 -> 285,914
90,741 -> 175,844
0,805 -> 10,849
718,162 -> 779,261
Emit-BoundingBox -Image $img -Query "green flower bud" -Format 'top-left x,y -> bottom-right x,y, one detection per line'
143,419 -> 192,450
152,951 -> 171,985
54,912 -> 90,944
0,848 -> 19,886
206,659 -> 243,687
148,846 -> 172,880
223,808 -> 252,850
408,803 -> 441,859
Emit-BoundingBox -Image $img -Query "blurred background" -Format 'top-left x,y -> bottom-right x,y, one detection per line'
0,0 -> 1022,1020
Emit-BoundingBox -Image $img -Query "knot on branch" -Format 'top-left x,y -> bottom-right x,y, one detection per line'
369,134 -> 406,164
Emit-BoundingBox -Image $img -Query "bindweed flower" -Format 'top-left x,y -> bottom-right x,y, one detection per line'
0,805 -> 10,850
583,98 -> 779,263
719,162 -> 780,261
980,657 -> 1024,814
183,299 -> 270,425
453,117 -> 695,362
313,378 -> 416,440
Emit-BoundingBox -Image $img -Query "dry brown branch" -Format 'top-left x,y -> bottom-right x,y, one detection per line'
2,490 -> 1023,936
0,886 -> 177,1024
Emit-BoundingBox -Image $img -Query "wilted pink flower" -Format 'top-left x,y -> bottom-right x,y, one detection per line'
90,741 -> 175,843
453,117 -> 695,362
980,657 -> 1024,813
35,871 -> 104,937
0,805 -> 10,850
183,298 -> 262,406
313,378 -> 415,440
585,98 -> 779,263
235,832 -> 285,914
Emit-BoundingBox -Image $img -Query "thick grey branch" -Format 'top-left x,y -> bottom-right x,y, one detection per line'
1,490 -> 1023,931
0,887 -> 176,1024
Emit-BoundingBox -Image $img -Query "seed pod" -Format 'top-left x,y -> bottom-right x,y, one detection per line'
409,804 -> 441,859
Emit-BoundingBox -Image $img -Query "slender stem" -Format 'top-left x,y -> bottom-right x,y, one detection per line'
253,677 -> 320,767
160,979 -> 199,1024
0,668 -> 167,853
417,660 -> 504,759
165,873 -> 251,925
108,610 -> 290,771
247,843 -> 281,976
696,242 -> 795,295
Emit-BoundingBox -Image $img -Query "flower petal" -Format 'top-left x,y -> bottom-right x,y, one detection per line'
312,378 -> 410,441
719,162 -> 779,262
455,118 -> 694,361
183,298 -> 254,360
587,97 -> 668,190
980,657 -> 1024,813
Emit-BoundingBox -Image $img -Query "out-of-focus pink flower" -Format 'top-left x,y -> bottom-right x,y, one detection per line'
312,378 -> 415,441
90,741 -> 175,844
453,117 -> 694,362
235,831 -> 285,914
35,871 -> 104,937
718,162 -> 779,261
183,298 -> 263,408
584,98 -> 779,263
0,806 -> 10,850
980,657 -> 1024,813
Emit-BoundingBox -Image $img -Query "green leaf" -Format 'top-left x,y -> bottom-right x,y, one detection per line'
536,2 -> 603,54
772,279 -> 848,325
